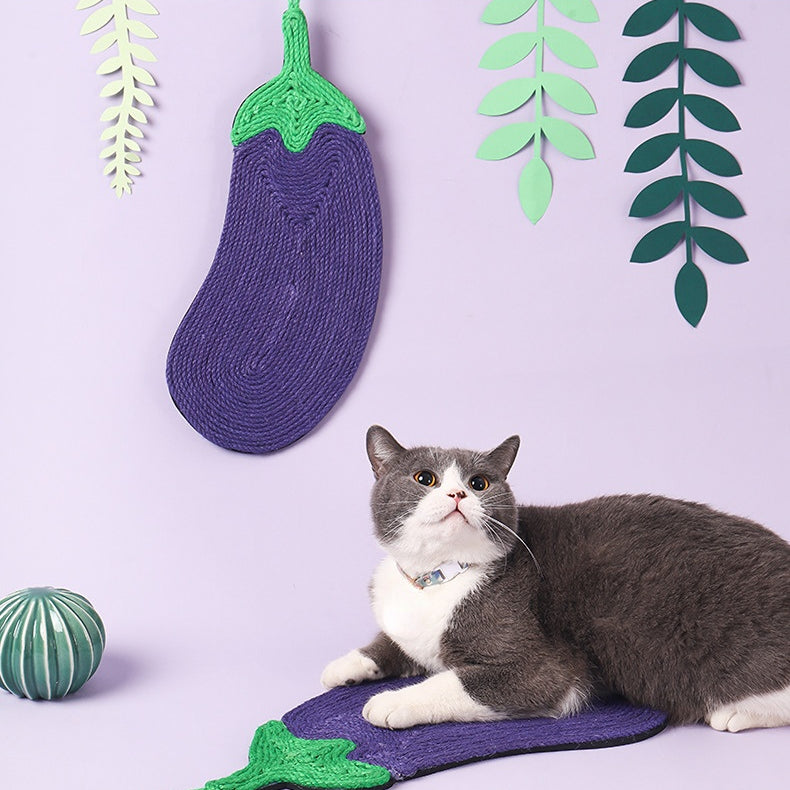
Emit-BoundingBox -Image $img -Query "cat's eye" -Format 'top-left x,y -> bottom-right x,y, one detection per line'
414,470 -> 436,487
469,475 -> 489,491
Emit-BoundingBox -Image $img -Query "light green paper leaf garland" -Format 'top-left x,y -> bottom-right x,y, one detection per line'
478,0 -> 598,224
78,0 -> 159,197
623,0 -> 746,326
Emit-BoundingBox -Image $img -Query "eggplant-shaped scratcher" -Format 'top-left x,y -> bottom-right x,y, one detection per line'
166,0 -> 382,453
196,678 -> 668,790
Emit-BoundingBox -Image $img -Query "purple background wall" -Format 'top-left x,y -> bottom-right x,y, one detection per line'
1,1 -> 787,788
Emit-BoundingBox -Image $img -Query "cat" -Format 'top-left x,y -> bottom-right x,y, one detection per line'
321,425 -> 790,733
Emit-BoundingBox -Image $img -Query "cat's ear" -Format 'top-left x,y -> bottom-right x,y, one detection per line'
366,425 -> 405,479
486,435 -> 520,476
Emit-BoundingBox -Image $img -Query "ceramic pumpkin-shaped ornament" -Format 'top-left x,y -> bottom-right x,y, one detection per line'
0,587 -> 106,700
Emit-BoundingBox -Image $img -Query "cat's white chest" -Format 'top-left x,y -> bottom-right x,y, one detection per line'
370,557 -> 483,673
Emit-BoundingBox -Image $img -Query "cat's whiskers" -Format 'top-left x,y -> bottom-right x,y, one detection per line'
480,492 -> 516,504
480,520 -> 508,555
481,514 -> 543,578
379,513 -> 407,541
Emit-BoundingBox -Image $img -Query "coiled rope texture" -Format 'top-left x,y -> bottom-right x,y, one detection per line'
198,677 -> 668,790
166,124 -> 382,453
283,678 -> 669,782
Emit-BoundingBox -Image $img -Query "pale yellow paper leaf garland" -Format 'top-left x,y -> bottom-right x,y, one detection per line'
78,0 -> 159,197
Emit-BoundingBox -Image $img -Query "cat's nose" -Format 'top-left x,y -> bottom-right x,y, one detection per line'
448,491 -> 467,501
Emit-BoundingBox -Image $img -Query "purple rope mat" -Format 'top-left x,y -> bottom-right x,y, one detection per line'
197,677 -> 668,790
166,125 -> 382,453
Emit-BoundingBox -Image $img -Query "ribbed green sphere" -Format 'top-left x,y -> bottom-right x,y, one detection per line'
0,587 -> 105,700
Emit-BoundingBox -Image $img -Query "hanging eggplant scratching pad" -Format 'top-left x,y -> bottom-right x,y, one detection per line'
195,678 -> 668,790
166,0 -> 382,453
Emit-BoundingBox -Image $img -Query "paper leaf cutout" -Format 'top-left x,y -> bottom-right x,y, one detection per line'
519,155 -> 553,223
629,176 -> 683,217
478,122 -> 537,159
78,0 -> 159,196
684,94 -> 740,131
691,226 -> 748,263
623,0 -> 677,37
480,32 -> 539,68
624,133 -> 679,172
623,42 -> 678,82
623,0 -> 746,325
675,262 -> 708,327
482,0 -> 538,25
548,0 -> 599,24
684,2 -> 740,41
631,221 -> 686,263
624,88 -> 678,127
541,73 -> 596,113
478,0 -> 598,223
96,55 -> 122,74
91,31 -> 118,52
685,139 -> 741,176
127,18 -> 156,37
541,117 -> 593,159
98,78 -> 123,97
126,0 -> 157,13
687,180 -> 744,218
543,26 -> 597,68
479,78 -> 538,115
80,5 -> 114,35
684,48 -> 740,86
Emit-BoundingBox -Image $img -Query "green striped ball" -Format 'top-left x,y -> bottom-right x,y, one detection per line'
0,587 -> 105,700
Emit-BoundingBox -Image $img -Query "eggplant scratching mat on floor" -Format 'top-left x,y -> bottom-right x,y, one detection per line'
196,678 -> 668,790
166,0 -> 382,453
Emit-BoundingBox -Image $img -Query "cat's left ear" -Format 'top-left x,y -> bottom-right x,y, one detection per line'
486,435 -> 520,477
366,425 -> 406,479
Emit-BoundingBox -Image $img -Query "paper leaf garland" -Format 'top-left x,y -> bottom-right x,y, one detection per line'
478,0 -> 599,224
77,0 -> 159,197
623,0 -> 746,326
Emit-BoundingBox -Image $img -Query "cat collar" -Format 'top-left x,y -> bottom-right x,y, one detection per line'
397,561 -> 471,590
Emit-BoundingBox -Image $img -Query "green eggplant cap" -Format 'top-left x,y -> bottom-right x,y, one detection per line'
231,0 -> 365,152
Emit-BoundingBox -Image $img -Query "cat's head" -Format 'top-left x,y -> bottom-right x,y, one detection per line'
366,425 -> 520,573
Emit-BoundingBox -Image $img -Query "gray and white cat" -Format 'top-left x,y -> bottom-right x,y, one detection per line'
321,426 -> 790,732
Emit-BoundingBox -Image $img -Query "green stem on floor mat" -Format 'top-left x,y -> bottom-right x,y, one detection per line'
199,720 -> 391,790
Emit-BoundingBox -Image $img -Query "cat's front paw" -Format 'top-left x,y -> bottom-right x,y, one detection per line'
320,649 -> 383,689
362,671 -> 502,729
363,687 -> 426,729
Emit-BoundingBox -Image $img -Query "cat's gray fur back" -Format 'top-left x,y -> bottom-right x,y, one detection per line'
455,495 -> 790,723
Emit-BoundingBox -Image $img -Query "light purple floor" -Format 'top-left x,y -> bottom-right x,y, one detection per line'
1,3 -> 788,790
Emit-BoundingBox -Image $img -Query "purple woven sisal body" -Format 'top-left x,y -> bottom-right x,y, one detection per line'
166,124 -> 382,453
282,678 -> 669,782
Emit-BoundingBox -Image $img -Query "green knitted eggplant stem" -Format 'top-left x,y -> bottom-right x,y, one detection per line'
231,0 -> 365,151
199,720 -> 391,790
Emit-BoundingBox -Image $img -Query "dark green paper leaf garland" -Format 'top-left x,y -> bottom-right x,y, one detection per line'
478,0 -> 599,224
623,0 -> 746,327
